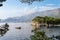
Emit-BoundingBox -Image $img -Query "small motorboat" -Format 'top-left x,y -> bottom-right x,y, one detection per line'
15,27 -> 21,29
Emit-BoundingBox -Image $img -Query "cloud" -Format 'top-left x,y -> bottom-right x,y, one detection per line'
0,4 -> 59,19
23,6 -> 58,15
0,8 -> 23,19
38,6 -> 57,11
46,4 -> 54,6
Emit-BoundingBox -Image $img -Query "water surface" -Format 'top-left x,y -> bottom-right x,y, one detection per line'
0,23 -> 60,40
0,23 -> 31,40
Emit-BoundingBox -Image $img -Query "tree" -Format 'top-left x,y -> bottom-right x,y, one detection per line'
0,0 -> 6,6
20,0 -> 44,5
43,16 -> 50,24
0,0 -> 44,7
31,31 -> 52,40
32,16 -> 43,23
0,0 -> 6,2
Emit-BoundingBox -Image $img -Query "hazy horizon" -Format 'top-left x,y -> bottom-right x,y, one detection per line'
0,0 -> 60,19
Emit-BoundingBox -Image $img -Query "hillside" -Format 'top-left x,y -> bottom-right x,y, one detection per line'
0,8 -> 60,22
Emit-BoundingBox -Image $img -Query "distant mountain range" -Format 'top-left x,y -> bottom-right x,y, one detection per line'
0,8 -> 60,22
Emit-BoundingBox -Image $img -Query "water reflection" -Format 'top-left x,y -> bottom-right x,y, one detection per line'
31,24 -> 60,37
0,23 -> 60,40
0,23 -> 9,37
30,24 -> 39,30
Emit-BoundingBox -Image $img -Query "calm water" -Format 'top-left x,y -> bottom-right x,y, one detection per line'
0,23 -> 60,40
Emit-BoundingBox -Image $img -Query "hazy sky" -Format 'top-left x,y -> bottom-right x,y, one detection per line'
0,0 -> 60,19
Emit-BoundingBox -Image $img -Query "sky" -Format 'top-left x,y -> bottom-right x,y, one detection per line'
0,0 -> 60,19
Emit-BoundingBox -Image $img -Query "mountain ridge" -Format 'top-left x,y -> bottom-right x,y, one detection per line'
0,8 -> 60,22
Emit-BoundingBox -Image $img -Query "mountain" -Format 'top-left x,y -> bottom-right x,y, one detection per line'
0,8 -> 60,22
55,8 -> 60,18
18,8 -> 60,22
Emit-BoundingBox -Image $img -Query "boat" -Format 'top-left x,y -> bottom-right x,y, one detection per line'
15,27 -> 21,29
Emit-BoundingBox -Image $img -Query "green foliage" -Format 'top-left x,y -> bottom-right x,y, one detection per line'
32,16 -> 41,23
32,16 -> 44,23
0,0 -> 44,7
20,0 -> 44,5
31,16 -> 60,40
0,0 -> 6,7
32,16 -> 60,24
0,0 -> 6,2
31,31 -> 52,40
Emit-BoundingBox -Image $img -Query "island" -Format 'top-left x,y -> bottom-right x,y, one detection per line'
31,16 -> 60,29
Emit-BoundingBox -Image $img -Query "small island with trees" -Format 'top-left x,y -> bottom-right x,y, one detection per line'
31,16 -> 60,40
31,16 -> 60,29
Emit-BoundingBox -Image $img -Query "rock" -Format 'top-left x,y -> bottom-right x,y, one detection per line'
0,23 -> 9,29
0,23 -> 9,36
